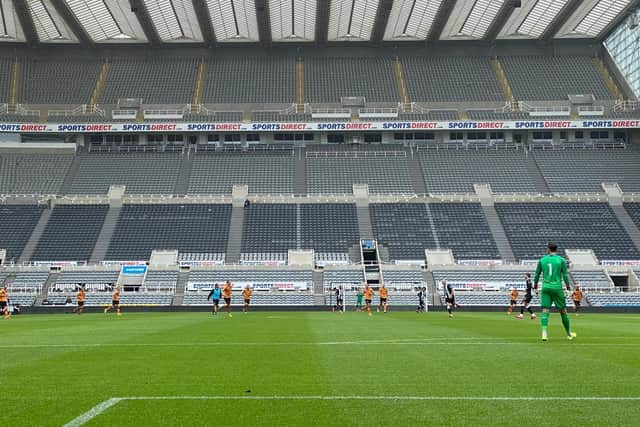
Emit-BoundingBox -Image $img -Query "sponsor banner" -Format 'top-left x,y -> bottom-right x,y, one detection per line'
121,264 -> 148,275
448,281 -> 521,291
187,281 -> 310,292
32,261 -> 79,267
179,259 -> 225,268
600,260 -> 640,267
102,260 -> 147,267
457,259 -> 504,266
1,119 -> 639,134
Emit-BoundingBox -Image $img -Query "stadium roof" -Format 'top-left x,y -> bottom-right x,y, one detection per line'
3,0 -> 638,45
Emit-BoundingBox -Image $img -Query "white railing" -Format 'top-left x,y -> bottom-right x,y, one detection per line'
14,104 -> 40,116
112,109 -> 137,120
143,109 -> 184,119
48,104 -> 104,117
528,106 -> 571,116
613,100 -> 638,112
310,107 -> 351,118
577,105 -> 604,116
358,107 -> 398,118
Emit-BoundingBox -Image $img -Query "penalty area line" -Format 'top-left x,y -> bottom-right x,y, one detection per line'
63,395 -> 640,426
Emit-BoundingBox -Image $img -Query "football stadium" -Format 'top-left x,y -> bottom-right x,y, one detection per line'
2,0 -> 640,425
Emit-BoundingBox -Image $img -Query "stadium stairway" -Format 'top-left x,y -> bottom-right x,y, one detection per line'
59,155 -> 82,195
191,60 -> 207,110
593,57 -> 623,100
225,205 -> 245,264
481,205 -> 516,263
524,153 -> 551,193
349,244 -> 362,263
174,152 -> 194,195
8,60 -> 19,108
89,62 -> 110,108
18,208 -> 52,263
90,206 -> 122,263
356,206 -> 374,239
313,270 -> 324,305
424,271 -> 440,306
378,244 -> 391,264
172,270 -> 189,305
36,272 -> 57,305
393,57 -> 410,108
295,58 -> 304,108
294,147 -> 306,195
610,205 -> 640,253
407,148 -> 427,194
490,57 -> 515,103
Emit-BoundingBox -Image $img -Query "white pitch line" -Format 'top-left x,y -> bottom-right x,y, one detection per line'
63,395 -> 640,426
62,397 -> 123,427
6,341 -> 640,349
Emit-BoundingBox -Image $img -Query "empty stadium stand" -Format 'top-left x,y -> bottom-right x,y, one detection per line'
188,151 -> 296,194
500,56 -> 613,100
495,203 -> 640,261
466,110 -> 530,120
402,57 -> 504,102
202,58 -> 295,104
0,58 -> 12,102
587,293 -> 640,307
105,204 -> 232,261
0,154 -> 73,194
19,59 -> 101,104
571,270 -> 612,290
68,152 -> 181,194
0,204 -> 45,262
241,204 -> 296,254
100,59 -> 199,104
304,58 -> 398,103
54,271 -> 120,288
432,270 -> 529,290
418,148 -> 536,193
397,110 -> 459,121
532,148 -> 640,193
31,205 -> 109,262
300,204 -> 359,254
306,150 -> 413,194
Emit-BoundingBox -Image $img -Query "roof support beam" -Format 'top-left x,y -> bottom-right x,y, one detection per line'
49,0 -> 93,46
540,0 -> 583,41
598,0 -> 640,42
484,0 -> 520,42
371,0 -> 393,42
192,0 -> 216,44
12,0 -> 39,45
427,0 -> 457,41
128,0 -> 161,45
315,0 -> 330,44
255,0 -> 272,44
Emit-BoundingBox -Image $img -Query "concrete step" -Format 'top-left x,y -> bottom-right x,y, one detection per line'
172,270 -> 189,306
90,206 -> 122,263
611,205 -> 640,253
36,272 -> 58,305
481,205 -> 516,263
225,206 -> 245,264
174,152 -> 194,195
356,207 -> 373,239
524,153 -> 550,193
18,209 -> 52,263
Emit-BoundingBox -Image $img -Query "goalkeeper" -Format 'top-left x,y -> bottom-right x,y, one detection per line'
534,243 -> 576,341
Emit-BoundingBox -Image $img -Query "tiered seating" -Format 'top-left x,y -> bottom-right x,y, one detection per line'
571,270 -> 612,290
179,252 -> 225,264
419,149 -> 537,193
101,59 -> 198,104
624,204 -> 640,232
323,270 -> 364,288
466,110 -> 530,120
0,58 -> 12,102
144,271 -> 178,288
46,292 -> 173,306
430,203 -> 500,260
440,293 -> 561,307
382,270 -> 424,285
184,293 -> 315,306
69,152 -> 181,194
306,150 -> 413,194
304,58 -> 397,102
432,270 -> 530,290
587,293 -> 640,307
370,203 -> 437,261
300,204 -> 359,254
239,252 -> 287,264
330,292 -> 420,306
202,58 -> 295,103
0,154 -> 73,194
183,112 -> 243,122
0,113 -> 39,122
495,203 -> 640,261
55,271 -> 120,287
187,270 -> 312,284
242,204 -> 296,254
0,204 -> 45,261
19,59 -> 101,104
188,152 -> 295,194
0,271 -> 48,291
402,57 -> 504,102
253,112 -> 312,122
31,205 -> 109,262
106,204 -> 232,261
533,148 -> 640,193
397,111 -> 458,121
500,56 -> 613,100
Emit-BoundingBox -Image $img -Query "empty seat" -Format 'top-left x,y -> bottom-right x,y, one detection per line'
0,154 -> 73,194
0,205 -> 45,262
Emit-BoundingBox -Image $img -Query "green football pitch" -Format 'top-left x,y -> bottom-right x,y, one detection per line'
3,310 -> 640,426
